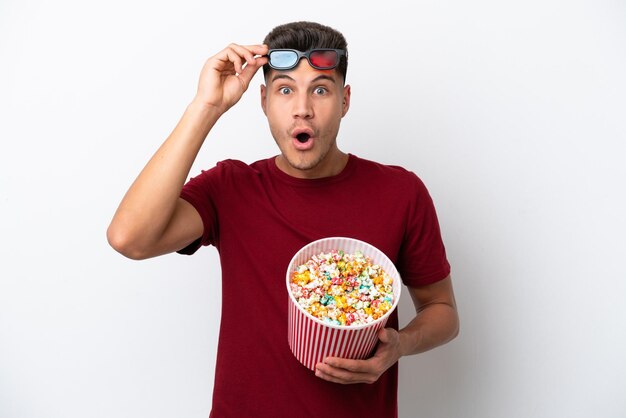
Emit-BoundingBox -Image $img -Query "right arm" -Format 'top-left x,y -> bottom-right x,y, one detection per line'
107,44 -> 268,260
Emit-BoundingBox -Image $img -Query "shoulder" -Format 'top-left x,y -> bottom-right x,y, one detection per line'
216,158 -> 263,173
351,155 -> 427,191
190,158 -> 270,181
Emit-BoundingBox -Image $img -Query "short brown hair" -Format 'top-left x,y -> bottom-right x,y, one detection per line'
262,21 -> 348,83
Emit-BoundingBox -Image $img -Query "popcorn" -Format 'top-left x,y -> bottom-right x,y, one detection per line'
289,250 -> 394,326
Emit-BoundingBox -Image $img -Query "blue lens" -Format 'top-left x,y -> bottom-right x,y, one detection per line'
269,50 -> 298,69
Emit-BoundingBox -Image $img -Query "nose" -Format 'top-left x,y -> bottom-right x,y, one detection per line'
292,91 -> 313,119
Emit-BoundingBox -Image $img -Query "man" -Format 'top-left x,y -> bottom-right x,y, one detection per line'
108,21 -> 459,417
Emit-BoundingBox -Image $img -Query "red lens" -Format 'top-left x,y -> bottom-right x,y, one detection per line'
309,50 -> 338,69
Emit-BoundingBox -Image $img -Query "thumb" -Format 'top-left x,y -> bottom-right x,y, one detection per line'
378,328 -> 397,344
237,57 -> 267,90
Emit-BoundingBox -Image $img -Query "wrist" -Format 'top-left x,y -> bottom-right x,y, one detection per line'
185,98 -> 223,130
397,327 -> 421,357
188,97 -> 223,117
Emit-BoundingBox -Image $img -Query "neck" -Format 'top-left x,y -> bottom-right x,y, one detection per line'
275,148 -> 349,179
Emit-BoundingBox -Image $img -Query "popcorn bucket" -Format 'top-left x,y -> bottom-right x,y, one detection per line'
286,237 -> 402,371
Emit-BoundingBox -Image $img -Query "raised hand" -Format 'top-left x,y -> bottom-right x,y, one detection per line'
195,43 -> 269,114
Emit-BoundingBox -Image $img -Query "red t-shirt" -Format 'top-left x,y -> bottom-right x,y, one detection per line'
179,154 -> 450,418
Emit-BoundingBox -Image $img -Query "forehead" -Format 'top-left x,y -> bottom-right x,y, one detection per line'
266,61 -> 341,85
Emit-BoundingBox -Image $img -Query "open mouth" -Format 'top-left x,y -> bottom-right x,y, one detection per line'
296,133 -> 311,143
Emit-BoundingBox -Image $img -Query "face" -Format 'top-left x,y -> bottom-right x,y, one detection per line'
261,60 -> 351,179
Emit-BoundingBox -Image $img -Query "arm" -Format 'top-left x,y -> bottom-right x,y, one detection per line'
107,44 -> 268,260
315,275 -> 459,384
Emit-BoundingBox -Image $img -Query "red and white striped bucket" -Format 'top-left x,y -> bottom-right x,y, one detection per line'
286,237 -> 402,371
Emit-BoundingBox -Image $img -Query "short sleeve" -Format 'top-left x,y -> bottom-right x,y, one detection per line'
396,173 -> 451,287
176,167 -> 220,255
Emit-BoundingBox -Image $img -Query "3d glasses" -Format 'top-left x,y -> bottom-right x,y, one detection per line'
266,49 -> 346,70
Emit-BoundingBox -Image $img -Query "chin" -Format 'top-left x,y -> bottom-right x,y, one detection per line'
289,157 -> 319,171
282,152 -> 323,171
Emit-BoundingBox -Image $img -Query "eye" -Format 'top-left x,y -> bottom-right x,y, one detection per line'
279,87 -> 292,95
314,86 -> 328,95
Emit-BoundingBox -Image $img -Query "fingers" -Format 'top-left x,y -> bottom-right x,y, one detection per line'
315,358 -> 379,384
314,333 -> 403,385
216,43 -> 269,74
324,357 -> 370,373
196,43 -> 268,111
377,327 -> 397,344
237,53 -> 268,88
315,366 -> 373,384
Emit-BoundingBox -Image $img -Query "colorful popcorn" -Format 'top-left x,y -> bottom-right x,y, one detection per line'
290,250 -> 394,326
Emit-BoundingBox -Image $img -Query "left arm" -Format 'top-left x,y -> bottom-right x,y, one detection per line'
315,275 -> 459,384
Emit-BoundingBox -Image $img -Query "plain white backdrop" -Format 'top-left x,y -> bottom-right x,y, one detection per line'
1,0 -> 625,417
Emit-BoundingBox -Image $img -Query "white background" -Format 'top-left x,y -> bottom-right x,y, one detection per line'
1,1 -> 625,417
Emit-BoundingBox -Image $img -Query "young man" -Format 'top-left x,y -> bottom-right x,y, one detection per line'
108,21 -> 459,417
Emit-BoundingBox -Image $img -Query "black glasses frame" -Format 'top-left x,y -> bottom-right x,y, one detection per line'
266,48 -> 347,70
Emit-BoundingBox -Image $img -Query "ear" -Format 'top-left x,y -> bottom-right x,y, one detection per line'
260,84 -> 267,116
341,84 -> 351,117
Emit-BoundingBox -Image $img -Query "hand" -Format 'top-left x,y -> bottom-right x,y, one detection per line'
194,43 -> 269,114
314,328 -> 403,384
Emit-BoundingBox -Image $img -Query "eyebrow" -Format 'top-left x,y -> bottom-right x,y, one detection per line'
270,74 -> 337,84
